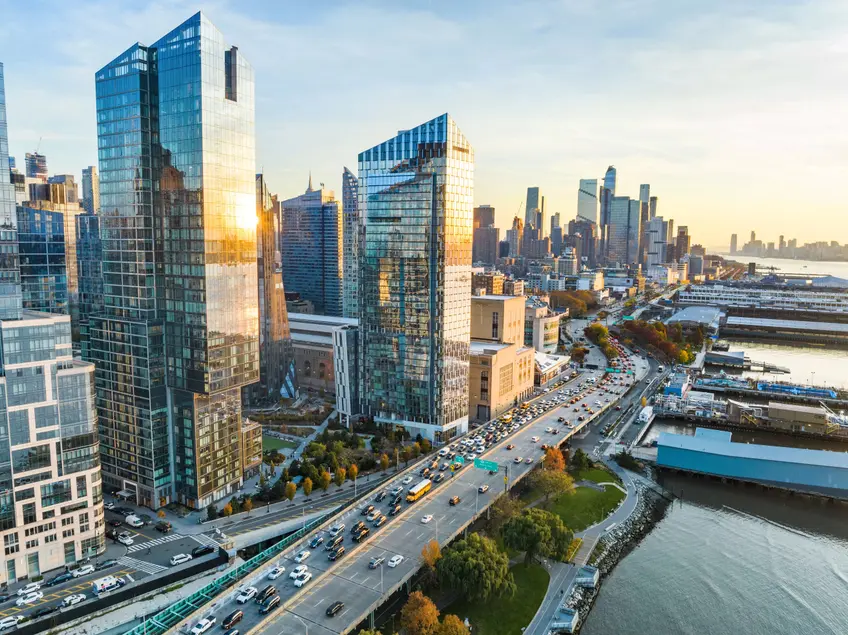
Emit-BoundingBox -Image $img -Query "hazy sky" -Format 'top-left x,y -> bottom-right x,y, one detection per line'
1,0 -> 845,248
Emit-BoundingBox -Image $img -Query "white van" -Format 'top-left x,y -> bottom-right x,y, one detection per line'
125,514 -> 144,528
92,575 -> 124,595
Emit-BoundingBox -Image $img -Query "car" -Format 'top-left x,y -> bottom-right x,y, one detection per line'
293,572 -> 312,587
545,427 -> 553,433
124,515 -> 144,528
525,457 -> 533,464
46,571 -> 74,586
0,594 -> 10,604
267,566 -> 286,580
350,521 -> 366,534
115,506 -> 134,516
514,457 -> 523,464
449,496 -> 461,506
531,436 -> 539,443
236,587 -> 257,603
191,545 -> 215,558
222,609 -> 244,629
155,521 -> 172,533
0,616 -> 23,631
616,405 -> 622,411
309,535 -> 324,549
96,558 -> 119,571
389,504 -> 402,516
72,564 -> 95,578
402,476 -> 414,486
107,519 -> 123,527
16,582 -> 41,596
16,591 -> 43,607
375,491 -> 388,502
294,550 -> 311,563
391,494 -> 403,506
388,555 -> 404,568
578,416 -> 585,422
421,515 -> 433,524
440,462 -> 450,471
328,546 -> 346,560
30,605 -> 57,619
260,596 -> 281,614
326,601 -> 345,617
104,501 -> 116,511
62,593 -> 86,607
390,486 -> 403,496
489,469 -> 498,475
222,630 -> 240,635
255,585 -> 277,604
117,534 -> 134,546
506,444 -> 515,450
361,504 -> 375,517
190,617 -> 216,635
353,528 -> 370,542
289,564 -> 308,579
368,556 -> 385,569
169,553 -> 193,566
374,515 -> 388,527
478,485 -> 489,494
328,523 -> 345,537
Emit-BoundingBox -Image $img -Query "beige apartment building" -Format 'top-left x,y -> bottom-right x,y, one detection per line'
468,296 -> 535,422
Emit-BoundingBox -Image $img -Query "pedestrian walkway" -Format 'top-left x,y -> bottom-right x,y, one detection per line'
190,533 -> 221,548
126,533 -> 185,553
118,556 -> 167,576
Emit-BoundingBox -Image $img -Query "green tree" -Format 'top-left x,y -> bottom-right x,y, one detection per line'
229,496 -> 241,514
319,470 -> 332,493
242,497 -> 253,515
334,467 -> 347,488
302,476 -> 313,498
380,453 -> 390,472
569,448 -> 591,473
206,503 -> 218,521
502,508 -> 573,564
435,533 -> 515,602
420,438 -> 432,453
285,481 -> 297,503
489,494 -> 523,533
531,469 -> 575,504
400,591 -> 440,635
439,615 -> 470,635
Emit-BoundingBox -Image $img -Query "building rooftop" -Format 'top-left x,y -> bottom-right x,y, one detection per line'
534,351 -> 569,373
768,401 -> 827,415
470,340 -> 511,355
666,305 -> 723,326
725,316 -> 848,334
288,312 -> 358,327
473,294 -> 520,301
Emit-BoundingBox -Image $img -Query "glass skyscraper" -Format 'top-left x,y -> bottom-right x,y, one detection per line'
606,196 -> 641,266
81,166 -> 99,214
92,12 -> 258,509
280,179 -> 343,316
600,165 -> 617,261
577,178 -> 598,225
76,212 -> 103,360
342,167 -> 359,319
0,63 -> 22,321
16,205 -> 68,315
358,113 -> 473,443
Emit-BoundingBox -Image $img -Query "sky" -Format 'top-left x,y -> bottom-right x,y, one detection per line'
1,0 -> 846,249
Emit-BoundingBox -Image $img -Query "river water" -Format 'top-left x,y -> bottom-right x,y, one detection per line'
723,254 -> 848,279
580,338 -> 848,635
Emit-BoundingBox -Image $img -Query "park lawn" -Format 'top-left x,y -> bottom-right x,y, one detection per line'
572,466 -> 621,485
262,435 -> 298,451
547,484 -> 625,532
448,563 -> 549,635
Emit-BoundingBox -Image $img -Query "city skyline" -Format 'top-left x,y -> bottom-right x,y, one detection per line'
1,0 -> 845,246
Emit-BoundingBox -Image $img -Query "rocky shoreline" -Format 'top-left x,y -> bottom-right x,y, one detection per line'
564,477 -> 672,633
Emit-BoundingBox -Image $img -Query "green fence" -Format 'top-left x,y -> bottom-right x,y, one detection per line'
123,511 -> 335,635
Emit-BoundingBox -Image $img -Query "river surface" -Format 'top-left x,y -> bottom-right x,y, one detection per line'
581,344 -> 848,634
722,254 -> 848,279
580,474 -> 848,635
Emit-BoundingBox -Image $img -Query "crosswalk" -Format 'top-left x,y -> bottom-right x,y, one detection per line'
191,533 -> 220,548
127,532 -> 185,552
118,555 -> 167,575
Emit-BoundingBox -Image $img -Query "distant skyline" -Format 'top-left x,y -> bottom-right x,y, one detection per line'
1,0 -> 846,245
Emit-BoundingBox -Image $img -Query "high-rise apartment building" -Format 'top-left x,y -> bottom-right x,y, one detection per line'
342,167 -> 359,319
599,166 -> 617,260
649,196 -> 657,219
81,166 -> 99,214
639,184 -> 650,265
358,113 -> 473,442
645,216 -> 669,268
730,233 -> 738,255
606,197 -> 641,265
75,212 -> 103,361
46,175 -> 79,204
281,177 -> 343,317
16,204 -> 69,315
567,218 -> 597,268
247,174 -> 293,404
472,226 -> 500,265
24,152 -> 47,180
91,13 -> 259,509
577,179 -> 598,224
676,226 -> 691,256
0,63 -> 22,320
473,204 -> 495,229
525,187 -> 543,232
506,216 -> 523,258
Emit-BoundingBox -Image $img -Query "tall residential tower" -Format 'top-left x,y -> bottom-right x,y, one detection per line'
342,167 -> 359,319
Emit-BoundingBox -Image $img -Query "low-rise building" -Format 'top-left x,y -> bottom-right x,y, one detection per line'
288,313 -> 359,399
469,341 -> 535,422
525,297 -> 565,354
503,279 -> 524,296
577,270 -> 604,291
666,306 -> 724,337
472,271 -> 505,295
241,418 -> 263,479
534,351 -> 570,386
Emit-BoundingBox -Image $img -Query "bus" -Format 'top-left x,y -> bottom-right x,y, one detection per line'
406,479 -> 432,503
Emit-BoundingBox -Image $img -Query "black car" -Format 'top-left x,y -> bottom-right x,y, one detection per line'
391,494 -> 403,506
115,507 -> 134,516
352,527 -> 370,542
375,491 -> 387,502
328,546 -> 345,561
326,601 -> 345,617
155,521 -> 172,533
95,559 -> 119,571
309,535 -> 324,549
433,473 -> 445,484
255,585 -> 277,604
107,519 -> 123,527
389,503 -> 402,516
46,571 -> 74,586
222,610 -> 244,629
260,596 -> 280,614
350,521 -> 365,534
191,545 -> 215,557
31,606 -> 58,619
0,594 -> 11,603
361,505 -> 374,516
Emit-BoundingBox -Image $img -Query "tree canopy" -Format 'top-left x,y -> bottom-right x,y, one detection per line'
435,533 -> 515,602
502,508 -> 573,564
400,591 -> 440,635
531,469 -> 575,503
543,447 -> 566,472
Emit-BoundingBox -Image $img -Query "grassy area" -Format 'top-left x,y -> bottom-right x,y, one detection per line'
262,435 -> 298,451
572,466 -> 621,484
547,484 -> 625,532
492,532 -> 520,559
448,563 -> 549,635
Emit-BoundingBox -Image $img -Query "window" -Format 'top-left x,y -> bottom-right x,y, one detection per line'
25,539 -> 39,549
224,47 -> 238,101
8,410 -> 30,446
79,512 -> 90,534
41,480 -> 72,507
27,553 -> 39,578
12,445 -> 51,474
63,541 -> 75,565
45,534 -> 56,544
77,475 -> 87,498
480,371 -> 489,399
15,488 -> 34,502
61,517 -> 74,527
492,311 -> 499,339
62,529 -> 75,538
4,533 -> 19,556
22,503 -> 36,525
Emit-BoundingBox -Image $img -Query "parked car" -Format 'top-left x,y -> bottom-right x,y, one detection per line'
189,617 -> 216,635
170,553 -> 193,566
95,559 -> 119,571
16,582 -> 41,596
46,571 -> 74,587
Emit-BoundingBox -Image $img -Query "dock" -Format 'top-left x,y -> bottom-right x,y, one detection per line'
693,376 -> 848,407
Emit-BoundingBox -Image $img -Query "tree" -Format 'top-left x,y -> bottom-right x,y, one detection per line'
400,591 -> 440,635
157,509 -> 166,519
302,477 -> 313,498
243,497 -> 254,515
348,463 -> 359,482
569,448 -> 591,473
285,481 -> 297,503
543,447 -> 566,472
502,508 -> 573,564
439,615 -> 470,635
401,447 -> 412,465
221,503 -> 233,517
421,539 -> 442,569
420,438 -> 432,453
319,470 -> 331,494
531,469 -> 575,504
411,442 -> 422,458
206,504 -> 218,521
334,467 -> 347,488
229,496 -> 241,514
358,630 -> 383,635
380,453 -> 390,473
489,494 -> 523,533
435,533 -> 515,602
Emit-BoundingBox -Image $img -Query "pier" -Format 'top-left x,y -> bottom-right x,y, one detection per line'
692,375 -> 848,408
722,316 -> 848,346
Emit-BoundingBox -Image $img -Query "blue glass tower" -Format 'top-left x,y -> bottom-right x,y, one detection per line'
15,205 -> 68,315
75,212 -> 103,360
0,63 -> 21,321
93,13 -> 258,509
342,167 -> 359,319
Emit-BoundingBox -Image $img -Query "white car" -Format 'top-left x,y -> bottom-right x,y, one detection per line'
514,457 -> 523,464
402,476 -> 414,486
388,555 -> 404,568
16,591 -> 43,607
294,571 -> 312,587
289,564 -> 308,579
16,582 -> 41,596
531,436 -> 540,443
103,502 -> 116,511
190,617 -> 216,635
63,593 -> 86,607
267,566 -> 286,580
0,616 -> 23,631
294,550 -> 311,564
236,586 -> 257,603
117,534 -> 134,546
421,515 -> 433,524
169,553 -> 192,566
73,564 -> 95,578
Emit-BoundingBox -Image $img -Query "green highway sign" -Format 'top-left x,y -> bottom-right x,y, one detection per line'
474,458 -> 499,472
454,456 -> 465,464
606,368 -> 621,373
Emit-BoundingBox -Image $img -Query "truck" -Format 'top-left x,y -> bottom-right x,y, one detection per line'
92,575 -> 125,595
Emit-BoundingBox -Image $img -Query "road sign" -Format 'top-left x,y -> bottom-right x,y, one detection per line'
606,368 -> 621,373
474,458 -> 498,472
454,456 -> 465,465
